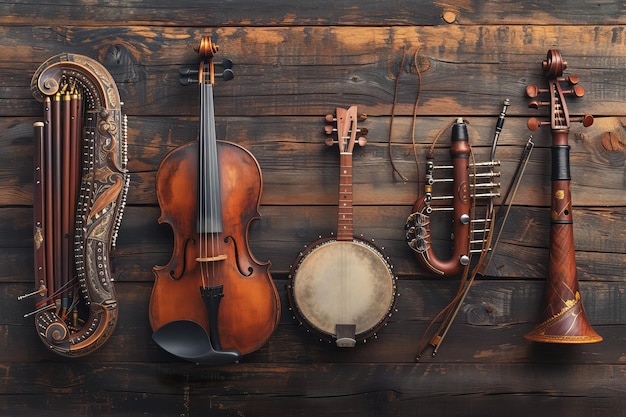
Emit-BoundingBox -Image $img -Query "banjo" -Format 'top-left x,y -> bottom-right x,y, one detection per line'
287,106 -> 397,347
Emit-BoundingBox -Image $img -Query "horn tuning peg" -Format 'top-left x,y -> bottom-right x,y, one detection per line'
526,84 -> 548,98
567,85 -> 585,98
527,117 -> 550,131
528,100 -> 550,109
571,114 -> 594,127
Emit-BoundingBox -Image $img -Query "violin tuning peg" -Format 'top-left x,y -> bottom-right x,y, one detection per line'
566,75 -> 579,85
357,136 -> 367,147
219,58 -> 234,69
179,68 -> 199,85
527,117 -> 549,131
217,68 -> 234,81
325,114 -> 335,123
325,137 -> 336,147
358,127 -> 368,135
324,125 -> 335,135
179,75 -> 198,86
179,68 -> 199,76
358,113 -> 367,121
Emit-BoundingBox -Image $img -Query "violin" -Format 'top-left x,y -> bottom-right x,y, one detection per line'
149,36 -> 280,363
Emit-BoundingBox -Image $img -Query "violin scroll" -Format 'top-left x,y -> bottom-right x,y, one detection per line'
179,36 -> 234,86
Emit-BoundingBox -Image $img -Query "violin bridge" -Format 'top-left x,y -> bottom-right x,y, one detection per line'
196,254 -> 228,263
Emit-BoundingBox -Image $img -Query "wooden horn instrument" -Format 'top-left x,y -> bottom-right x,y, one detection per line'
523,49 -> 601,344
22,53 -> 130,356
405,117 -> 502,277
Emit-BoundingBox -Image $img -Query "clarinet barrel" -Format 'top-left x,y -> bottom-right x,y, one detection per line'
523,49 -> 601,344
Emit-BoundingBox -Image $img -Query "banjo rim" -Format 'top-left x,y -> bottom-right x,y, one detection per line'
287,236 -> 397,344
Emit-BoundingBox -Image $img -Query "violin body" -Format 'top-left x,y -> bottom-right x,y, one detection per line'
148,36 -> 278,363
149,139 -> 280,357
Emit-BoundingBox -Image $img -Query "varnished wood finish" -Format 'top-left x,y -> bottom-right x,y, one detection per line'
0,1 -> 625,416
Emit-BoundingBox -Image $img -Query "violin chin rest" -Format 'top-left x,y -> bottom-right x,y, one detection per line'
152,320 -> 241,364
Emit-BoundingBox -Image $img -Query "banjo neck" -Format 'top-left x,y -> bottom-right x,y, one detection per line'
286,106 -> 396,347
337,151 -> 354,241
324,105 -> 367,242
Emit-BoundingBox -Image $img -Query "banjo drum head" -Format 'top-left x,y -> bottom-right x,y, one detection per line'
289,239 -> 396,341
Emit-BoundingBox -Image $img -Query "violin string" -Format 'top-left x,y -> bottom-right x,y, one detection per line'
208,82 -> 218,285
199,73 -> 208,288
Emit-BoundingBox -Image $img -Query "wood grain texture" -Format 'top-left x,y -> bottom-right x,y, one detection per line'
0,1 -> 625,416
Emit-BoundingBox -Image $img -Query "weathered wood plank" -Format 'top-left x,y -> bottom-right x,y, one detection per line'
0,361 -> 624,417
2,26 -> 626,117
1,204 -> 624,281
2,116 -> 624,207
1,1 -> 626,27
0,4 -> 625,416
4,280 -> 624,365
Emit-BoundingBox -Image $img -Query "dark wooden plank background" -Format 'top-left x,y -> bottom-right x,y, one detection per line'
0,1 -> 625,416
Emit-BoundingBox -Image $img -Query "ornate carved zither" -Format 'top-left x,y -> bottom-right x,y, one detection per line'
22,53 -> 129,356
